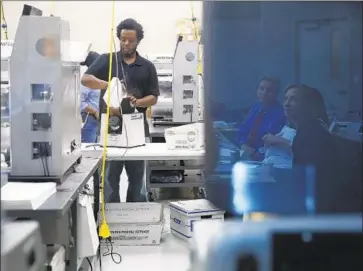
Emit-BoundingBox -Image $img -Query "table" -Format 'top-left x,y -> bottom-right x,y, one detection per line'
149,122 -> 170,140
4,157 -> 100,271
81,143 -> 204,161
81,143 -> 205,200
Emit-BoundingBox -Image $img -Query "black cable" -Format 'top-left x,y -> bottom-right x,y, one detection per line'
86,257 -> 93,271
44,148 -> 50,176
85,143 -> 102,149
98,246 -> 102,271
40,142 -> 50,176
102,238 -> 122,264
38,143 -> 49,176
40,156 -> 47,176
198,73 -> 204,84
173,35 -> 183,59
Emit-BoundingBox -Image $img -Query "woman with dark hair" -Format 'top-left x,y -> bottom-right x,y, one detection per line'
283,84 -> 330,127
283,84 -> 362,214
260,84 -> 328,169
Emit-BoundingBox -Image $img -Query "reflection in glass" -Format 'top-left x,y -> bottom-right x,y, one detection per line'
203,1 -> 362,215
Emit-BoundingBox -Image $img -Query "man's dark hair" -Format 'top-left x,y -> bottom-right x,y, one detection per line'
81,51 -> 100,68
116,18 -> 144,41
259,75 -> 281,92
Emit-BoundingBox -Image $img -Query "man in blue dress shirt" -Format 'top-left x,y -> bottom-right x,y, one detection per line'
236,76 -> 286,161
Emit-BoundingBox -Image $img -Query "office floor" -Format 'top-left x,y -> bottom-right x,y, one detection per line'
98,171 -> 191,271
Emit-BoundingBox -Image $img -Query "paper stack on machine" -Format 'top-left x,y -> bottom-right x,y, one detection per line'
101,203 -> 164,246
165,122 -> 204,151
100,77 -> 146,148
169,199 -> 225,242
1,182 -> 56,210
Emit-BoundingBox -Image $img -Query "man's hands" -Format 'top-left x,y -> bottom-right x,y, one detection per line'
241,144 -> 255,155
128,94 -> 139,107
262,133 -> 279,146
85,106 -> 100,120
110,107 -> 121,117
127,94 -> 158,108
240,144 -> 261,161
81,74 -> 108,90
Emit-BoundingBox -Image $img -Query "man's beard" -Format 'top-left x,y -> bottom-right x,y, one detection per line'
121,47 -> 137,59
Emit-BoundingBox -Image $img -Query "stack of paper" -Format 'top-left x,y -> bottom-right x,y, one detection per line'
1,182 -> 56,210
61,40 -> 91,63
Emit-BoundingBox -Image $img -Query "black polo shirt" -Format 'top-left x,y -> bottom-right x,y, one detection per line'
84,51 -> 159,137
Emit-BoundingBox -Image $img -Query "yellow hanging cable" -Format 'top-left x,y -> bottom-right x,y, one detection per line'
0,0 -> 8,40
98,0 -> 116,240
189,1 -> 202,75
49,1 -> 55,15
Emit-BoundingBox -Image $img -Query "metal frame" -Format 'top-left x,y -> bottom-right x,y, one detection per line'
4,158 -> 100,271
9,16 -> 82,178
145,126 -> 205,201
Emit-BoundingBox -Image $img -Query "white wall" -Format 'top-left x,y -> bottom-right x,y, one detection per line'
2,1 -> 202,56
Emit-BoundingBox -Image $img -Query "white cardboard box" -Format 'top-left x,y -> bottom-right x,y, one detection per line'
169,199 -> 225,241
100,202 -> 164,246
165,122 -> 204,151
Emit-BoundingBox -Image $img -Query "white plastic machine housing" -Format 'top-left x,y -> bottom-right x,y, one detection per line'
1,41 -> 11,163
172,40 -> 199,123
148,55 -> 174,121
1,220 -> 46,271
152,71 -> 173,120
165,122 -> 204,150
9,16 -> 85,178
1,40 -> 13,83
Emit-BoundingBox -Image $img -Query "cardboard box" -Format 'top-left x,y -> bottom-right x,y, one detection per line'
100,202 -> 164,246
165,123 -> 204,151
169,199 -> 225,241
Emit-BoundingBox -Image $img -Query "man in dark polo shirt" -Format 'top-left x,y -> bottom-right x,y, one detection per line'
81,18 -> 159,202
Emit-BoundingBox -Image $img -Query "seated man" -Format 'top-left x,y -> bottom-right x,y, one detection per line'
236,76 -> 286,161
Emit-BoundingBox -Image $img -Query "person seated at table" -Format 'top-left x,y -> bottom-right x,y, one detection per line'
284,84 -> 331,174
236,76 -> 286,161
285,85 -> 362,214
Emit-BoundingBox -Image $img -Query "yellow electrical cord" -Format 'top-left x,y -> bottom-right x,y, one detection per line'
189,1 -> 202,75
98,0 -> 116,240
0,0 -> 8,40
50,1 -> 55,16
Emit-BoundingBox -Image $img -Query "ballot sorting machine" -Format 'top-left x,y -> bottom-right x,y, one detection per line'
9,16 -> 87,182
148,54 -> 174,122
1,40 -> 12,155
150,39 -> 200,125
1,219 -> 46,271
